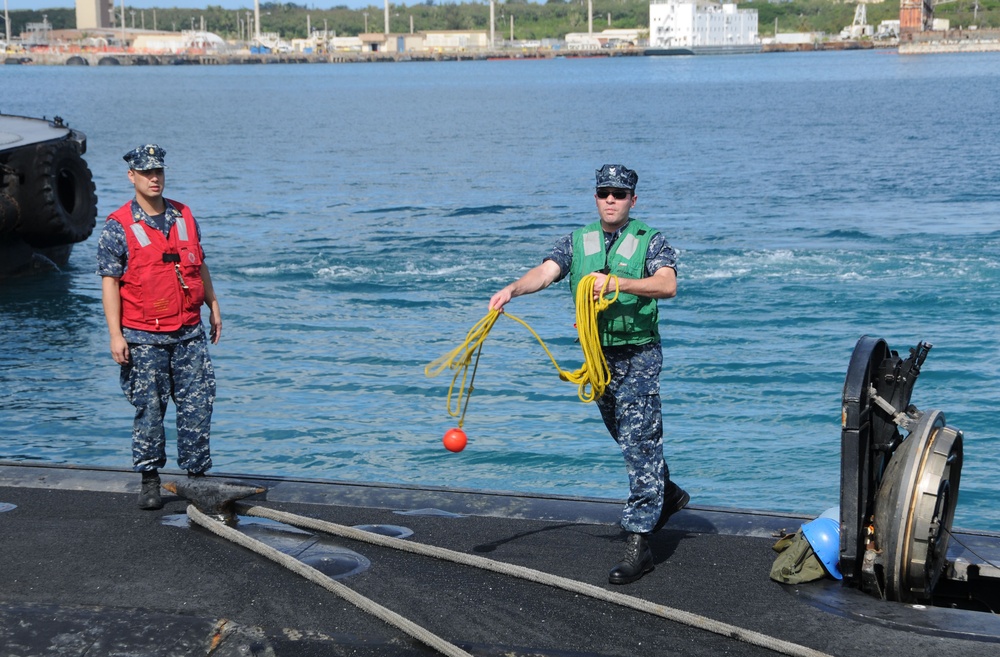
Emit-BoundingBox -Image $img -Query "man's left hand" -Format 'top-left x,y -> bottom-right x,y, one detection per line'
209,309 -> 222,344
591,272 -> 617,300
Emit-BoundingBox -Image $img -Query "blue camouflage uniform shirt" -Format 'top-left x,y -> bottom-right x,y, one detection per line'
95,199 -> 205,345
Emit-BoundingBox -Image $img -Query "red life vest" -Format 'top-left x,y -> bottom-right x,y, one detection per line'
108,199 -> 205,332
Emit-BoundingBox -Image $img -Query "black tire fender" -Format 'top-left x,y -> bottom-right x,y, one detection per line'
8,141 -> 98,248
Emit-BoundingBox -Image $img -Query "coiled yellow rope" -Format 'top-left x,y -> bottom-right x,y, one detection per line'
564,273 -> 619,402
424,274 -> 619,425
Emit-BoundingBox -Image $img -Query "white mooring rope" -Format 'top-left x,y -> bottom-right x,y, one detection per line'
186,505 -> 474,657
227,503 -> 834,657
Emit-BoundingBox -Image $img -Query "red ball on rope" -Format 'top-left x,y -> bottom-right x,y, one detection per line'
442,428 -> 468,453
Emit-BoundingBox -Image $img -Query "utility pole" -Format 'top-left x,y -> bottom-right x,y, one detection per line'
253,0 -> 260,41
3,0 -> 11,48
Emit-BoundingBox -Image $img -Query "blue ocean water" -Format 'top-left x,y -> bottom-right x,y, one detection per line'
1,51 -> 998,531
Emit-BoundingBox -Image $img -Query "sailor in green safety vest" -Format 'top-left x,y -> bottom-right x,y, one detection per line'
489,164 -> 688,585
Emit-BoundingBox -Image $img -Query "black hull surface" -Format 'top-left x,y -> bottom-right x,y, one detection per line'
1,462 -> 998,657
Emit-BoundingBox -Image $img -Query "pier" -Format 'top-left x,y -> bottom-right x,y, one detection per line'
6,41 -> 899,66
8,48 -> 640,66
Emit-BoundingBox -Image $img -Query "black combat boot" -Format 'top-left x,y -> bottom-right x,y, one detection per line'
138,470 -> 162,510
608,533 -> 654,585
653,482 -> 690,533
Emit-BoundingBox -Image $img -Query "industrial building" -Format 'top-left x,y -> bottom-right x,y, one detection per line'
75,0 -> 113,30
649,0 -> 760,54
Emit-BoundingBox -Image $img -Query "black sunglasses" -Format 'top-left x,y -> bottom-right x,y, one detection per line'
596,188 -> 630,200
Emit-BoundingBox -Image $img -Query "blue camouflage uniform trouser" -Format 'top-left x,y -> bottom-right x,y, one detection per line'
120,332 -> 215,474
595,343 -> 668,534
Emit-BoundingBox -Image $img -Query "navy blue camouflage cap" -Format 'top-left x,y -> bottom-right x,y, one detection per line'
595,164 -> 638,191
123,144 -> 167,171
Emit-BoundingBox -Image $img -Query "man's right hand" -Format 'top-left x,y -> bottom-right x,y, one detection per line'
489,288 -> 512,312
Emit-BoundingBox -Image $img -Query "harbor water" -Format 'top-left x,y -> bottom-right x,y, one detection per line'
1,51 -> 998,531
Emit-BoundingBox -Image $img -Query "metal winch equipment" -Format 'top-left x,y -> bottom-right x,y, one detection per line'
839,336 -> 1000,610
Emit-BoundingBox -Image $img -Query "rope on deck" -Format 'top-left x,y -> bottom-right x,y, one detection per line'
239,503 -> 834,657
185,505 -> 474,657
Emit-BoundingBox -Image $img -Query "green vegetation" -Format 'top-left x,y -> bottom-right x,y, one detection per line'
4,8 -> 76,35
7,0 -> 1000,42
749,0 -> 882,36
935,0 -> 1000,31
748,0 -> 1000,36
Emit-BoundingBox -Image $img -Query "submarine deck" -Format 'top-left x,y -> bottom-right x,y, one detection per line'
1,462 -> 998,657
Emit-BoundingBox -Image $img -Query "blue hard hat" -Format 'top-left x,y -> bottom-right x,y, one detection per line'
819,505 -> 839,521
801,517 -> 843,580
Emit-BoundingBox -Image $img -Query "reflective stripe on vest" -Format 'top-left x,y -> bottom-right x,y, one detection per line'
616,233 -> 639,260
130,222 -> 152,247
583,230 -> 602,257
129,215 -> 190,247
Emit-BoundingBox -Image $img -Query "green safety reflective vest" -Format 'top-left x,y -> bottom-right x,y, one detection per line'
568,220 -> 660,347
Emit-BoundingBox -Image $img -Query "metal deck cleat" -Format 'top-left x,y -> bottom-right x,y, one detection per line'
162,478 -> 267,524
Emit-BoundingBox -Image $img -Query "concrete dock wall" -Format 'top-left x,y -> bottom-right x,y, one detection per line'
6,49 -> 639,66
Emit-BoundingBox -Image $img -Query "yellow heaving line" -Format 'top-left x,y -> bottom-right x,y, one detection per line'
425,274 -> 619,426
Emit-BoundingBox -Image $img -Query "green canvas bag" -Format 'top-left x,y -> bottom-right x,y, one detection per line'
769,530 -> 828,584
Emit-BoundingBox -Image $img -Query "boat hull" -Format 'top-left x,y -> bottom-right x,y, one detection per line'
2,462 -> 999,656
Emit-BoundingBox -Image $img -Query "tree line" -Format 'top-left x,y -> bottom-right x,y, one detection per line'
8,1 -> 998,42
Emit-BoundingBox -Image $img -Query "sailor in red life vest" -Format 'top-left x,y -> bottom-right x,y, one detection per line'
96,144 -> 222,510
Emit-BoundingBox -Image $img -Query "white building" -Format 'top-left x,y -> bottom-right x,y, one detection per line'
565,29 -> 645,50
649,0 -> 760,53
353,30 -> 486,54
132,30 -> 228,54
422,30 -> 489,51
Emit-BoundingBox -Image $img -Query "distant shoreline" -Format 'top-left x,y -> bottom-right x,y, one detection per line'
12,35 -> 1000,66
6,41 -> 897,66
